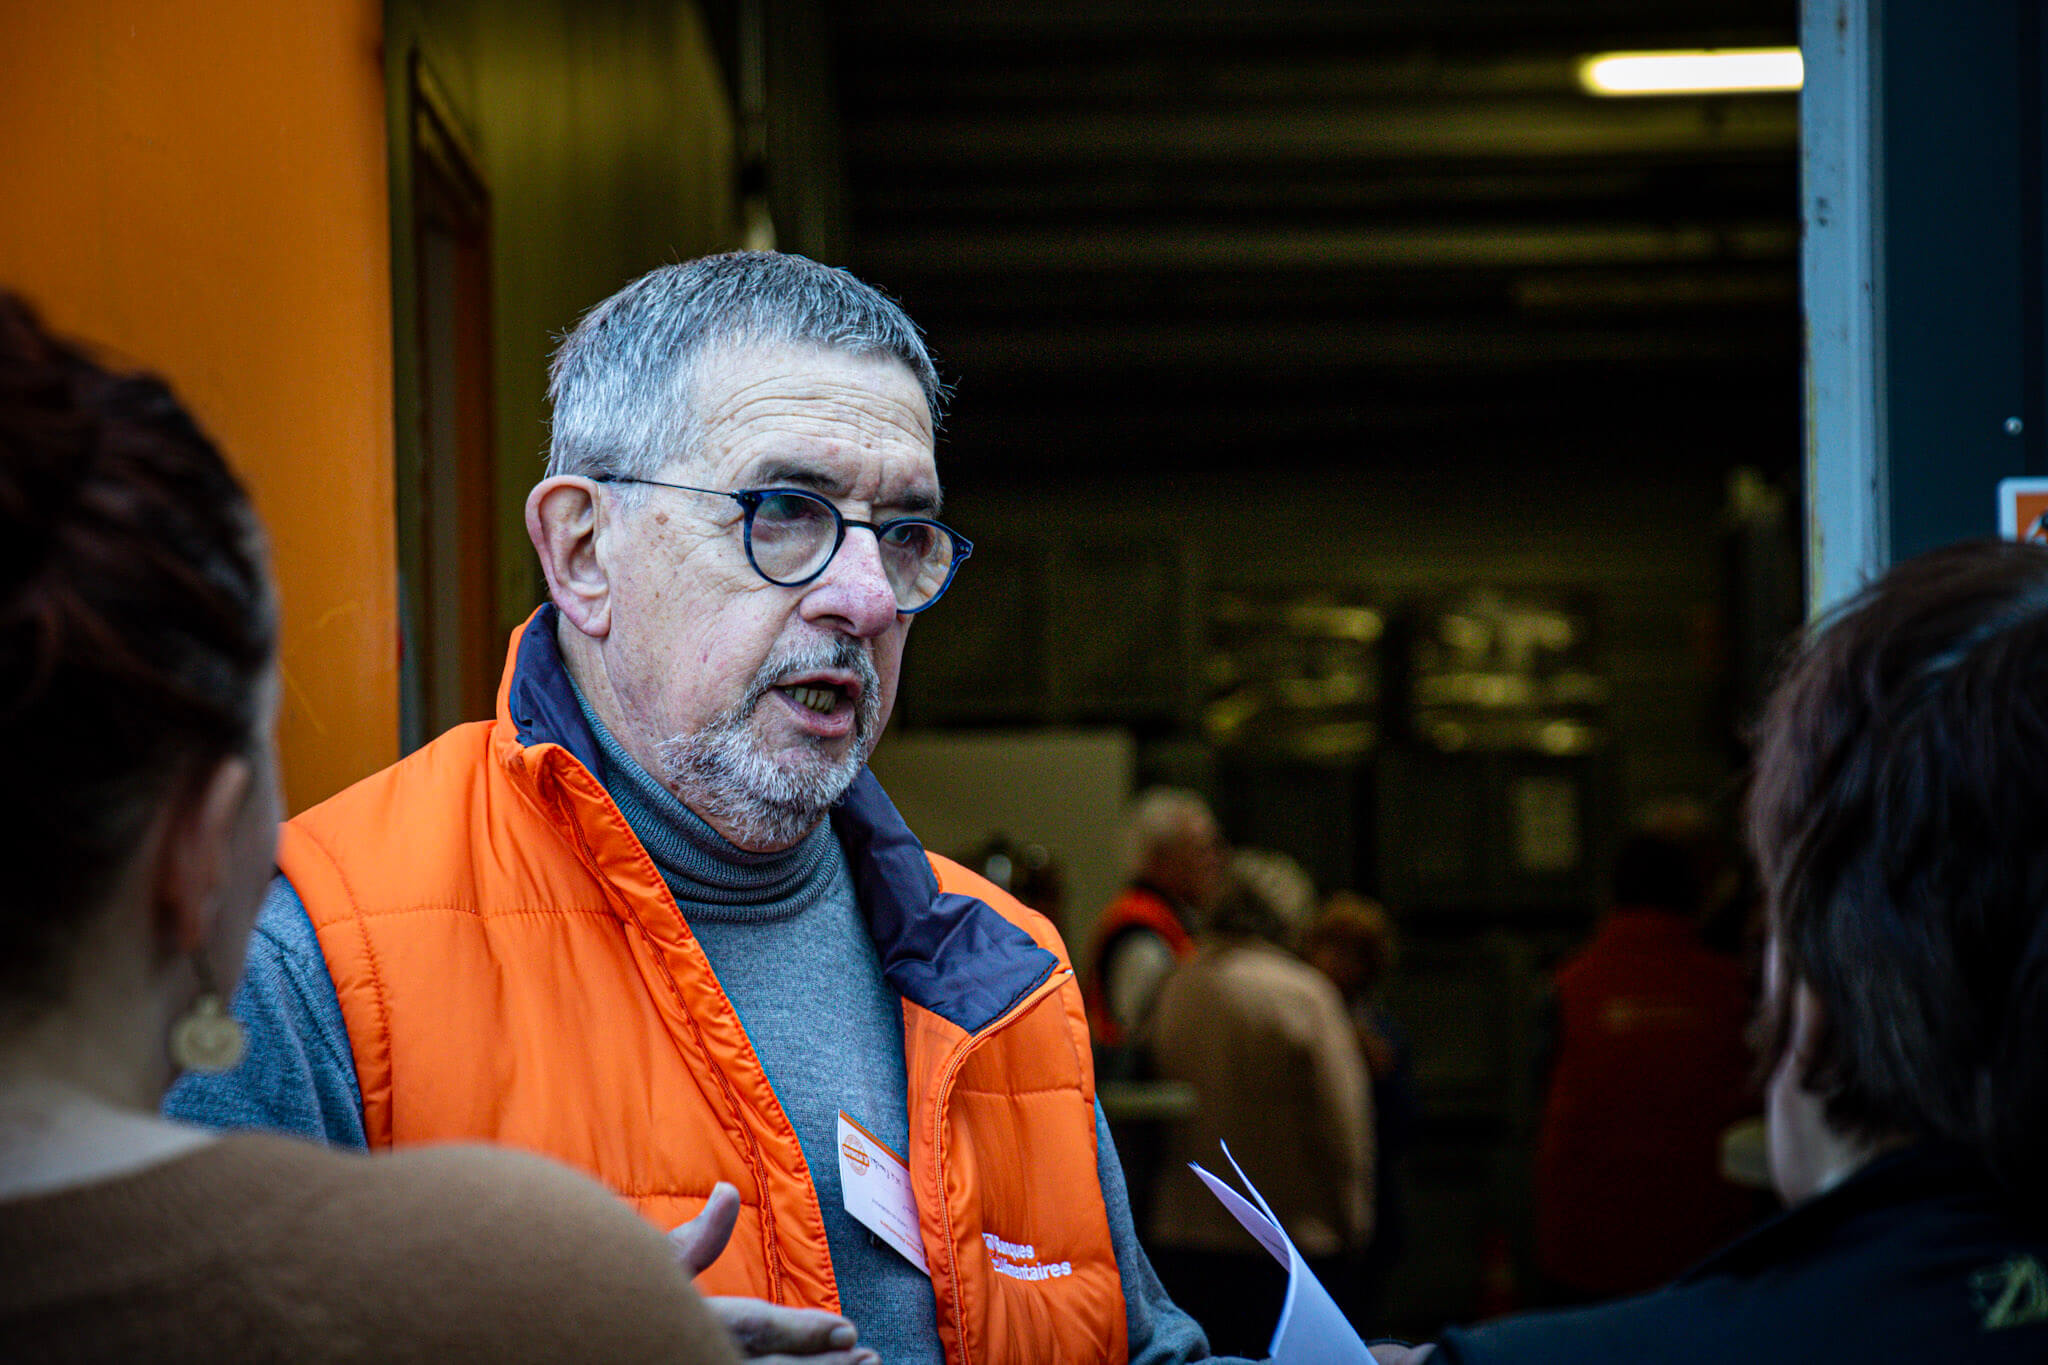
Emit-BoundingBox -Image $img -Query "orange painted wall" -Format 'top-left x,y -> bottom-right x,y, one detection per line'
0,1 -> 398,812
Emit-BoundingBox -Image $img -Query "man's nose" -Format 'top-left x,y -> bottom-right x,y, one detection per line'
801,527 -> 900,637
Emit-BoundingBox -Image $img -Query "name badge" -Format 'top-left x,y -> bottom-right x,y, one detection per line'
837,1111 -> 929,1275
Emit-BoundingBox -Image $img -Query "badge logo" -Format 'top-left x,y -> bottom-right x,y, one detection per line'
840,1135 -> 872,1173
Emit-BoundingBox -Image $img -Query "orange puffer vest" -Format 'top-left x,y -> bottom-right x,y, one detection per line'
278,610 -> 1127,1365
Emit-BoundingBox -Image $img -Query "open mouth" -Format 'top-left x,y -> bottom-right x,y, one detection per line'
777,675 -> 861,716
783,684 -> 844,714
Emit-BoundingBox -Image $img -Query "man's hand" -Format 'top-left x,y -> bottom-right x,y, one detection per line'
706,1296 -> 876,1364
1370,1345 -> 1436,1364
671,1183 -> 879,1364
670,1183 -> 746,1277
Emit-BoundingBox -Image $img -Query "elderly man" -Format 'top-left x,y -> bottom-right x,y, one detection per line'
169,255 -> 1231,1365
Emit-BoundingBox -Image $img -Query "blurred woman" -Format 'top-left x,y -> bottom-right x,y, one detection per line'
1380,540 -> 2048,1363
1304,894 -> 1419,1327
0,295 -> 738,1363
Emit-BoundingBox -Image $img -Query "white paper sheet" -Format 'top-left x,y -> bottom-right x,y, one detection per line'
1189,1143 -> 1374,1364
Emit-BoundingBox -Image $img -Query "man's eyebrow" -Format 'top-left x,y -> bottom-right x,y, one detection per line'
893,486 -> 942,517
749,460 -> 844,495
749,459 -> 942,516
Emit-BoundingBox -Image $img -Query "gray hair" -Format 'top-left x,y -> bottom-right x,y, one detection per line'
1122,786 -> 1217,879
545,252 -> 946,481
1228,848 -> 1317,936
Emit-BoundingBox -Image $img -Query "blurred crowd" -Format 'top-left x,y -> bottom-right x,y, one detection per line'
974,784 -> 1762,1350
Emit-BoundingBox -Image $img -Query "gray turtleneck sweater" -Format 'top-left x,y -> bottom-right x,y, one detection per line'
572,691 -> 941,1361
165,706 -> 1225,1365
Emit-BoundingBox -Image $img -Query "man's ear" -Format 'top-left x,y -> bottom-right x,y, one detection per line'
527,476 -> 611,638
154,756 -> 254,957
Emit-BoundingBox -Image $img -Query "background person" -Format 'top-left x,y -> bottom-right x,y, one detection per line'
1087,786 -> 1228,1049
1376,540 -> 2048,1363
1147,857 -> 1373,1356
1530,825 -> 1757,1301
0,295 -> 737,1363
1304,893 -> 1420,1329
966,833 -> 1066,922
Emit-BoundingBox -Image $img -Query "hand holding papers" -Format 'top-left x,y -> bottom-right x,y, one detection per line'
1189,1143 -> 1374,1365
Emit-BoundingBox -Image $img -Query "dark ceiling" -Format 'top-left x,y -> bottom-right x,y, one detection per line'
826,0 -> 1801,484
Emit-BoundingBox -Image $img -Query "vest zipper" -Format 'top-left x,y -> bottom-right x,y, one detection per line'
924,964 -> 1073,1365
543,754 -> 796,1308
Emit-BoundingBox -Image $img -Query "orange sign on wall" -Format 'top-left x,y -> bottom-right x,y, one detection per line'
2000,478 -> 2048,544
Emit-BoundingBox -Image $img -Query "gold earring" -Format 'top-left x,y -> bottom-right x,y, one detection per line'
170,954 -> 246,1074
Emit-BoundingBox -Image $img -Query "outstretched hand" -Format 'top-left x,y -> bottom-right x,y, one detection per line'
670,1183 -> 880,1364
1370,1345 -> 1436,1364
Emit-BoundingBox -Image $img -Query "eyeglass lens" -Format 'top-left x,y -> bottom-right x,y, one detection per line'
747,490 -> 957,609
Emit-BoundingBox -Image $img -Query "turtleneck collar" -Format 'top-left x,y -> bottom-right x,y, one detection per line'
517,607 -> 1060,1032
566,673 -> 835,923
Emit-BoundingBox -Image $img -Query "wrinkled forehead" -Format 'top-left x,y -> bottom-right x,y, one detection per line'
680,341 -> 938,495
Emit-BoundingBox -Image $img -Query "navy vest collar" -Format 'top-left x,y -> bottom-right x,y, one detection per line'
504,605 -> 1058,1034
506,604 -> 605,774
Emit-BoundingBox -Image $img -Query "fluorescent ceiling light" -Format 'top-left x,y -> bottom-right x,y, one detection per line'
1578,47 -> 1803,97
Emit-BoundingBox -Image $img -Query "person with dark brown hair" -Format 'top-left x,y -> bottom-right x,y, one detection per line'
0,294 -> 739,1364
1373,540 -> 2048,1364
1304,894 -> 1420,1329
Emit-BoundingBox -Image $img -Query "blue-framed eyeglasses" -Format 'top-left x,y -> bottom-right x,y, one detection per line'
593,476 -> 973,614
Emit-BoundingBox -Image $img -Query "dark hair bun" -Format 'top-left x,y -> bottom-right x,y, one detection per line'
0,293 -> 276,1005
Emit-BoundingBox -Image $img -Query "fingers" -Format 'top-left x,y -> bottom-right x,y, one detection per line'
705,1297 -> 875,1361
667,1182 -> 742,1276
1369,1346 -> 1436,1365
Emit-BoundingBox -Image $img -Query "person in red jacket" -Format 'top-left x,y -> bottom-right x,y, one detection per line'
1373,540 -> 2048,1364
1532,825 -> 1758,1300
1086,787 -> 1227,1048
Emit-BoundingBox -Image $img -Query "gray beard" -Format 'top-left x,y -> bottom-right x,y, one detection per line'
655,637 -> 883,851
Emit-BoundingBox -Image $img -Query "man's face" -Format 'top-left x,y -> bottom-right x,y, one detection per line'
597,342 -> 937,850
1156,812 -> 1227,910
